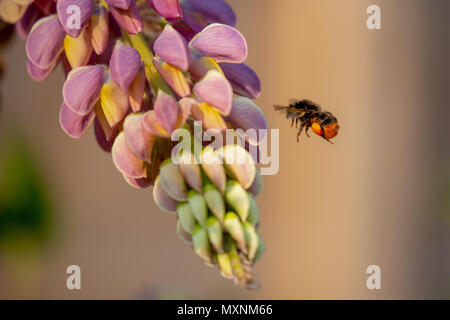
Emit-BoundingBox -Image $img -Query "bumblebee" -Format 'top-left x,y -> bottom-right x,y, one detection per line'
274,99 -> 340,143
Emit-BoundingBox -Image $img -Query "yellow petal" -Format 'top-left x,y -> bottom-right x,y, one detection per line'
153,57 -> 191,98
128,67 -> 145,112
191,102 -> 227,131
100,78 -> 130,127
64,29 -> 93,68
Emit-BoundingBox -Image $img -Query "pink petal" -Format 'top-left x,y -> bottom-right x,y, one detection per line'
123,113 -> 155,163
27,59 -> 57,82
109,1 -> 143,35
148,0 -> 182,21
59,103 -> 95,139
194,70 -> 233,116
153,24 -> 190,71
26,15 -> 65,69
189,23 -> 247,63
123,174 -> 153,189
109,40 -> 141,91
153,90 -> 180,134
57,0 -> 93,38
63,65 -> 107,116
112,132 -> 147,178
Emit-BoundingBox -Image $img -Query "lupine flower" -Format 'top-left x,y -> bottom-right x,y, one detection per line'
3,0 -> 268,288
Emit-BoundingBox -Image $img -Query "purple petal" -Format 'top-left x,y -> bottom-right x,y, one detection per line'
153,24 -> 190,71
123,174 -> 153,189
27,59 -> 57,82
59,103 -> 95,139
153,176 -> 178,213
189,23 -> 247,63
219,63 -> 261,99
26,15 -> 65,69
181,0 -> 236,33
105,0 -> 131,10
123,113 -> 155,163
109,41 -> 141,91
94,117 -> 116,152
109,1 -> 143,35
153,90 -> 180,134
112,132 -> 147,179
247,169 -> 263,197
63,65 -> 107,116
194,70 -> 233,116
148,0 -> 182,21
225,97 -> 268,145
171,20 -> 196,42
57,0 -> 93,38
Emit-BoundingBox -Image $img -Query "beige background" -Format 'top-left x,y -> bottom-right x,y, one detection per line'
0,0 -> 449,299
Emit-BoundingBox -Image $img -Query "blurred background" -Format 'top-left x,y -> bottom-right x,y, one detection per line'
0,0 -> 449,299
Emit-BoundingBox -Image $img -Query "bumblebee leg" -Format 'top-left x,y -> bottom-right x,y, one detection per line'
296,125 -> 304,142
305,126 -> 310,138
295,118 -> 301,128
290,117 -> 294,127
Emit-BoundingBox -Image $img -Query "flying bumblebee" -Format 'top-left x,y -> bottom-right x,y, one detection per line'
274,99 -> 340,144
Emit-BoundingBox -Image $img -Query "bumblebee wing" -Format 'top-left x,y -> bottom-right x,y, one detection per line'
273,105 -> 306,119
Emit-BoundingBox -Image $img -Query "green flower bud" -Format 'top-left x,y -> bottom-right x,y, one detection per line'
217,253 -> 233,279
254,233 -> 265,263
243,222 -> 258,261
177,202 -> 196,234
207,216 -> 224,253
224,212 -> 247,253
225,180 -> 250,221
247,196 -> 260,227
188,190 -> 207,227
192,225 -> 212,264
204,184 -> 225,223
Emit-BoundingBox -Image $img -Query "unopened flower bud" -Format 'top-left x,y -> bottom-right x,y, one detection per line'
225,180 -> 250,222
192,225 -> 212,264
207,216 -> 224,253
188,189 -> 207,227
203,184 -> 225,223
224,212 -> 246,253
176,202 -> 196,235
